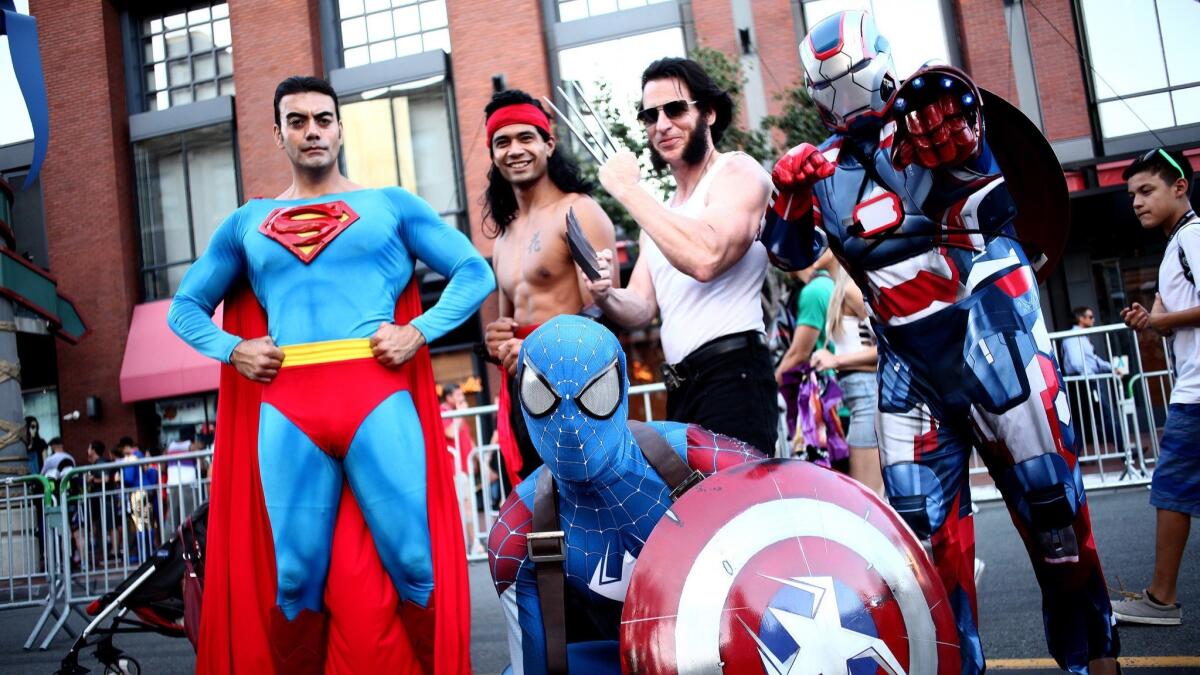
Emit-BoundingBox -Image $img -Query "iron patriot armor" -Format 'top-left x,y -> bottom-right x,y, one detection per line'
764,10 -> 1119,674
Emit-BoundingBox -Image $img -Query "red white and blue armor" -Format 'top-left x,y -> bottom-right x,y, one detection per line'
765,11 -> 1119,674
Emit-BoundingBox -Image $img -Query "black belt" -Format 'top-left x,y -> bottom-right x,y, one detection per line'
660,331 -> 765,391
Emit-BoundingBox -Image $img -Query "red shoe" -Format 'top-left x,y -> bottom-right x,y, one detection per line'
398,596 -> 436,675
269,607 -> 328,675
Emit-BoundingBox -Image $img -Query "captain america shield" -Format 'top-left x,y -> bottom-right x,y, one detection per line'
620,459 -> 960,675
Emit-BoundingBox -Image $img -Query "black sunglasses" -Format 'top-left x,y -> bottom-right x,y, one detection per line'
636,99 -> 697,126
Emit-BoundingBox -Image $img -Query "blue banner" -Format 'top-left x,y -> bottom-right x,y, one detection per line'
1,0 -> 49,190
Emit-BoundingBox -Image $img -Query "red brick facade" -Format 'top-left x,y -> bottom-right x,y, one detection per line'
36,0 -> 142,452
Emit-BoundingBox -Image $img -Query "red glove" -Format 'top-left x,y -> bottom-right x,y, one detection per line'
893,94 -> 978,169
771,143 -> 835,221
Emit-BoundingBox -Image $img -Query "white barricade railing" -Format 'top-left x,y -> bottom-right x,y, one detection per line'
966,322 -> 1170,491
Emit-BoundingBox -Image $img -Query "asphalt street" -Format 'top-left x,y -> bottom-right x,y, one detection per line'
0,486 -> 1193,674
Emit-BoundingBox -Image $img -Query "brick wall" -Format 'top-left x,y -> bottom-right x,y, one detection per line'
35,0 -> 142,452
447,0 -> 553,395
1023,0 -> 1091,141
228,0 -> 324,199
955,0 -> 1092,142
955,0 -> 1019,104
750,0 -> 802,118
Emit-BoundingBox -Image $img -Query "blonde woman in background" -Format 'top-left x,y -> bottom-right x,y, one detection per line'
810,268 -> 884,495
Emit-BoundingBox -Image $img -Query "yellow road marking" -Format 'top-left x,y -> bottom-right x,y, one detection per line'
989,656 -> 1200,669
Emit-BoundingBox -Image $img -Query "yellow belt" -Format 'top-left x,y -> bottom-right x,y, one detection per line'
280,338 -> 373,367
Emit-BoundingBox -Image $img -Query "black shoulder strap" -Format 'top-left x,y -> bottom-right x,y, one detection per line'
529,424 -> 704,674
529,470 -> 568,675
628,420 -> 705,501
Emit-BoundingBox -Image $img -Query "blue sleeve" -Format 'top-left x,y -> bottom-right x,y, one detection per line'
167,210 -> 248,363
1088,352 -> 1112,374
513,563 -> 549,675
386,188 -> 495,342
1061,336 -> 1083,376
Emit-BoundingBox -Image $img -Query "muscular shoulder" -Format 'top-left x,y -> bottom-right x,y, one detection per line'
487,474 -> 538,594
717,151 -> 771,188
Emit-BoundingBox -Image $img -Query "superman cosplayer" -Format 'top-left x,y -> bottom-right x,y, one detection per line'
168,81 -> 493,670
487,316 -> 764,674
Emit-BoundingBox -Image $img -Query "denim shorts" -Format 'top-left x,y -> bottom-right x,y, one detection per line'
1151,402 -> 1200,516
838,371 -> 879,449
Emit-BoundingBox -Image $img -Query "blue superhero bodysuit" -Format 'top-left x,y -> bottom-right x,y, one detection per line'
486,316 -> 763,675
169,187 -> 493,622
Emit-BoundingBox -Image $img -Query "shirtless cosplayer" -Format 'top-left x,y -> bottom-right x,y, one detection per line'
482,89 -> 618,479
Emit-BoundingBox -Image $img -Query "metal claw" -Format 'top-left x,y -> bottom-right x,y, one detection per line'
553,86 -> 617,162
567,81 -> 621,157
542,96 -> 608,164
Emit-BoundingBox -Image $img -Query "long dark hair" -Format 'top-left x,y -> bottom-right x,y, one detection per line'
482,89 -> 594,238
641,57 -> 733,145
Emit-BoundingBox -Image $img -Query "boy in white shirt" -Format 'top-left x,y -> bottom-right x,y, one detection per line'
1118,147 -> 1199,625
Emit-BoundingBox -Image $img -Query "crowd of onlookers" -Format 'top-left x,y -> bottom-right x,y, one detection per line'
22,418 -> 210,569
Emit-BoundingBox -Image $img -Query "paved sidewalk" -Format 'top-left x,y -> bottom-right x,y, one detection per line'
0,486 -> 1194,674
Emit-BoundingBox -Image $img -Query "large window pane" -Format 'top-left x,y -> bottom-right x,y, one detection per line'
138,3 -> 233,112
801,0 -> 951,78
558,27 -> 687,131
556,0 -> 670,22
1079,0 -> 1167,99
1097,93 -> 1175,139
342,98 -> 400,188
134,123 -> 239,300
1159,0 -> 1200,87
338,0 -> 450,66
1079,0 -> 1200,138
341,83 -> 466,231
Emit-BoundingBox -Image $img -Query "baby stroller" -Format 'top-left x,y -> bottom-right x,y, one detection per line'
56,503 -> 207,675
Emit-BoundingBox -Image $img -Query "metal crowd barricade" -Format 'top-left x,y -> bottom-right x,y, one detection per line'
967,322 -> 1172,495
20,450 -> 214,649
0,473 -> 64,649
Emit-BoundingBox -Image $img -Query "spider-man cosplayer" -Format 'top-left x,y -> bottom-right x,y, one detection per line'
764,10 -> 1118,674
169,187 -> 492,673
487,316 -> 764,674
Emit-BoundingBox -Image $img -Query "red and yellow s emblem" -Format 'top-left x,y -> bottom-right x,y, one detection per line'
259,200 -> 359,264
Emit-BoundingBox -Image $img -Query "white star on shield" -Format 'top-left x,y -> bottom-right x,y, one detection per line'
738,575 -> 906,675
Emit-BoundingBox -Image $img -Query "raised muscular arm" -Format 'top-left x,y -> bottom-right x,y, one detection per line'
599,152 -> 770,282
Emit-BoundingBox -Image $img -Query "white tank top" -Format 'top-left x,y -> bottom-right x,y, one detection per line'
830,314 -> 873,359
643,152 -> 768,364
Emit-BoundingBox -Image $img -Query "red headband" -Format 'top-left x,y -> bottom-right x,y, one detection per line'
486,103 -> 552,144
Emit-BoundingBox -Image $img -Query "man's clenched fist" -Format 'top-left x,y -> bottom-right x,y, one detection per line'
893,94 -> 978,169
371,322 -> 426,368
231,336 -> 285,384
771,143 -> 835,220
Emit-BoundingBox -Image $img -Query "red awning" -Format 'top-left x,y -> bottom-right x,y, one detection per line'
119,299 -> 223,403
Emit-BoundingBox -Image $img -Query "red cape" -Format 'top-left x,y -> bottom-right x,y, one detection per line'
196,283 -> 471,674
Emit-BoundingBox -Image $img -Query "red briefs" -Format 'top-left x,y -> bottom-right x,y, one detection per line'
263,345 -> 410,460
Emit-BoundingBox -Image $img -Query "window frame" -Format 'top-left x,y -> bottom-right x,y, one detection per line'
1075,0 -> 1200,153
122,2 -> 234,115
130,116 -> 244,301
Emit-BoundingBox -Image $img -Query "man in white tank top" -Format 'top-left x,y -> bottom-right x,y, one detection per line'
581,57 -> 778,454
